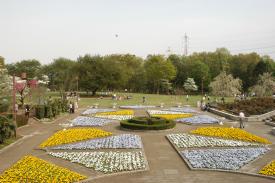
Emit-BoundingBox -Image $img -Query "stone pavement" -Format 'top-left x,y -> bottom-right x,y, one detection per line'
0,108 -> 274,183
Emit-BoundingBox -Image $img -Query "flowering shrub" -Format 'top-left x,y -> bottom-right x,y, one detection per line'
40,128 -> 112,148
50,134 -> 142,150
151,113 -> 192,120
167,133 -> 261,148
182,147 -> 269,170
191,127 -> 271,144
176,115 -> 219,124
96,110 -> 134,116
49,151 -> 146,173
259,160 -> 275,176
82,108 -> 115,115
72,116 -> 114,126
0,155 -> 87,182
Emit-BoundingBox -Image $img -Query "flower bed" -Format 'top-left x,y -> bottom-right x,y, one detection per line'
40,128 -> 112,148
49,151 -> 146,173
164,107 -> 198,113
147,110 -> 185,115
259,160 -> 275,176
82,108 -> 115,115
182,147 -> 269,170
167,133 -> 261,148
95,110 -> 134,116
176,115 -> 219,124
120,105 -> 156,109
191,127 -> 271,144
50,134 -> 142,150
0,155 -> 86,182
151,113 -> 192,120
72,116 -> 114,126
95,115 -> 133,120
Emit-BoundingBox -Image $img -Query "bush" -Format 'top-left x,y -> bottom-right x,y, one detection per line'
217,97 -> 275,116
35,105 -> 45,119
0,115 -> 16,144
16,114 -> 28,127
120,116 -> 176,130
45,105 -> 53,119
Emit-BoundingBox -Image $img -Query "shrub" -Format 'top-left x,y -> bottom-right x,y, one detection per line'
121,117 -> 176,130
0,115 -> 16,143
217,97 -> 275,116
35,105 -> 45,119
45,105 -> 53,119
16,114 -> 28,127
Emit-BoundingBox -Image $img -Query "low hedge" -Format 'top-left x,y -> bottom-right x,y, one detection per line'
16,114 -> 28,127
120,117 -> 176,130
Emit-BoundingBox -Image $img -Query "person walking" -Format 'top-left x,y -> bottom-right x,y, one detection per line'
186,95 -> 189,102
142,96 -> 146,104
69,102 -> 73,114
25,104 -> 30,118
239,111 -> 245,129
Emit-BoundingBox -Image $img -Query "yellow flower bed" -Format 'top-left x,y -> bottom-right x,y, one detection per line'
259,160 -> 275,176
151,113 -> 192,120
191,127 -> 271,144
0,155 -> 87,182
40,128 -> 112,148
95,110 -> 134,116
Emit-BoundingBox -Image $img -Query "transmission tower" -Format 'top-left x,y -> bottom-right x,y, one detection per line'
184,33 -> 188,56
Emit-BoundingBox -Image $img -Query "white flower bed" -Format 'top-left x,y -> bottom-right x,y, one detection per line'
95,115 -> 133,120
176,115 -> 219,124
147,110 -> 185,115
181,147 -> 269,170
71,116 -> 114,126
164,107 -> 198,113
120,105 -> 156,109
49,151 -> 146,173
82,108 -> 115,115
50,134 -> 142,150
167,133 -> 261,148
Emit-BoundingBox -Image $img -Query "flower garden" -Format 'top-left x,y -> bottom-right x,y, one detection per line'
167,126 -> 273,176
0,155 -> 87,182
1,106 -> 275,182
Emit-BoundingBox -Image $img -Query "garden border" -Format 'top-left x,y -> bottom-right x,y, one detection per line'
209,108 -> 275,122
165,135 -> 275,180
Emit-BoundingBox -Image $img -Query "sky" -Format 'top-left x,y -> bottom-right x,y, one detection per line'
1,0 -> 275,64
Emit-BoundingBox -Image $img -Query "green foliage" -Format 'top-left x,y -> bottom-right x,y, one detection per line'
0,115 -> 16,144
6,59 -> 42,79
35,105 -> 45,119
16,114 -> 28,127
209,71 -> 242,97
120,117 -> 176,130
144,55 -> 176,93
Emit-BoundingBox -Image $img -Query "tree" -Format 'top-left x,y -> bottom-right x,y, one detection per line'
184,78 -> 198,93
209,71 -> 242,97
144,55 -> 176,93
251,73 -> 275,97
6,59 -> 42,79
42,58 -> 76,91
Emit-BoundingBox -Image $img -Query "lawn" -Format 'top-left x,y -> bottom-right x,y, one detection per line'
72,93 -> 234,108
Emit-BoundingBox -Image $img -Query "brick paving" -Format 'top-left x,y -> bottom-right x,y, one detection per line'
0,108 -> 274,183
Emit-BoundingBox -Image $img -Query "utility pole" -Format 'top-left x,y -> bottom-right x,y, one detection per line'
184,33 -> 188,56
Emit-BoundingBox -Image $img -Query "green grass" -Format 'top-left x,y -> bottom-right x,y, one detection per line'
74,93 -> 234,108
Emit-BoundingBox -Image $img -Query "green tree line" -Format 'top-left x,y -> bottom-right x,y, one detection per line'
3,48 -> 275,94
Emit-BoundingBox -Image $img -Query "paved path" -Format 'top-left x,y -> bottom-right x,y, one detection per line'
0,108 -> 274,183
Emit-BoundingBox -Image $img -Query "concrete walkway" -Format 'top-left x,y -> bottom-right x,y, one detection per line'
0,108 -> 274,183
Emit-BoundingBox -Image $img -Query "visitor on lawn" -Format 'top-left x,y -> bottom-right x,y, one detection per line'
186,95 -> 189,102
69,102 -> 73,113
142,96 -> 146,104
239,111 -> 245,129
